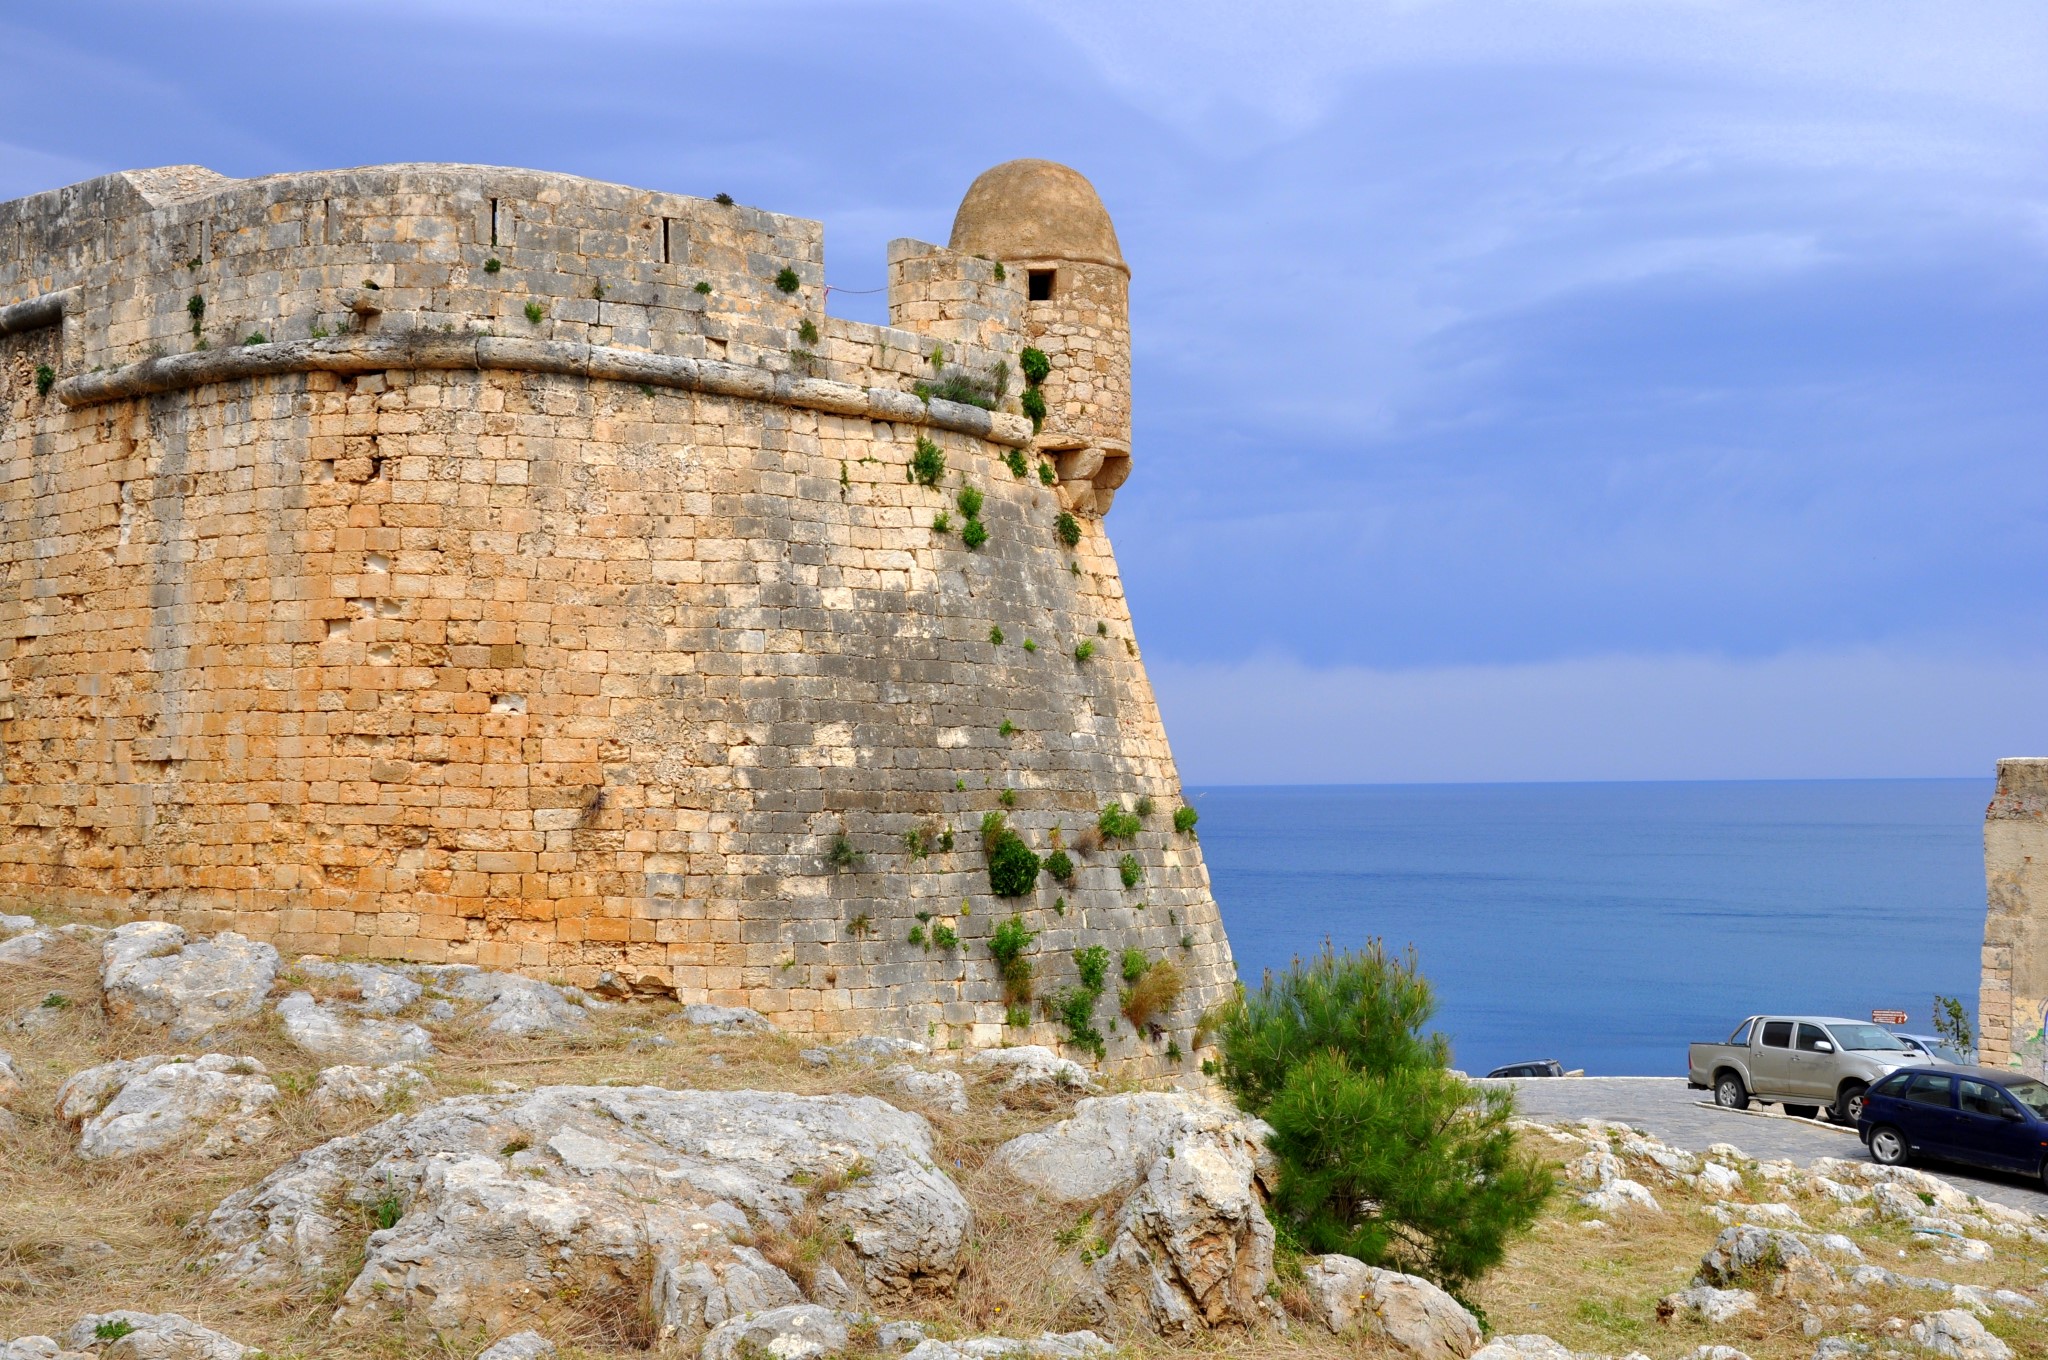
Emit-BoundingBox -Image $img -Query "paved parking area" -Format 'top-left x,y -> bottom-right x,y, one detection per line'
1488,1076 -> 2048,1217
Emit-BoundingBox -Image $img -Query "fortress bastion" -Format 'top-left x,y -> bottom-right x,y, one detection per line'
0,158 -> 1235,1066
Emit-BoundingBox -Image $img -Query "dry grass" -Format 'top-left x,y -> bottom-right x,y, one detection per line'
3,908 -> 2045,1360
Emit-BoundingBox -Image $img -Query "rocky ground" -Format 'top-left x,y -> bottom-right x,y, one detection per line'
1,910 -> 2045,1360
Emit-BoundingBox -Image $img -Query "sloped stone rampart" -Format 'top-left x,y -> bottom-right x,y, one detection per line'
0,161 -> 1234,1068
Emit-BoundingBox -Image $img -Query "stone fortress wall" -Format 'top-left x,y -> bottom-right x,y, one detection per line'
1979,758 -> 2048,1071
0,158 -> 1235,1066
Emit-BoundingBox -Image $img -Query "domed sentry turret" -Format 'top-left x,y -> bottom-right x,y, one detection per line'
950,159 -> 1130,515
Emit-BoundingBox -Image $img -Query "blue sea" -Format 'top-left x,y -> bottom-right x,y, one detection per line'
1194,779 -> 1991,1077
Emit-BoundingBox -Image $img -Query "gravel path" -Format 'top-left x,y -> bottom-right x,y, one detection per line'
1488,1075 -> 2048,1216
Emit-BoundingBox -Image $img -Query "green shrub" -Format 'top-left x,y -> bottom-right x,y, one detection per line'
34,365 -> 55,397
1211,942 -> 1553,1293
1023,638 -> 1037,653
1054,986 -> 1105,1058
1173,805 -> 1199,835
694,280 -> 713,295
1074,640 -> 1095,663
1053,896 -> 1066,915
1055,512 -> 1081,548
715,192 -> 735,205
187,293 -> 205,334
1075,944 -> 1111,993
371,1193 -> 405,1230
1038,460 -> 1057,486
989,626 -> 1004,645
484,257 -> 502,273
1044,848 -> 1075,886
1020,346 -> 1051,385
931,923 -> 960,949
1006,449 -> 1029,478
903,821 -> 947,859
911,435 -> 946,486
1120,946 -> 1150,985
1122,958 -> 1183,1031
999,719 -> 1016,737
1007,1003 -> 1031,1028
908,925 -> 927,948
774,267 -> 801,293
956,485 -> 984,519
988,914 -> 1039,1003
1134,794 -> 1156,820
961,518 -> 989,551
243,331 -> 267,346
827,833 -> 864,870
931,511 -> 951,533
992,261 -> 1007,281
985,830 -> 1040,898
1118,853 -> 1142,888
93,1321 -> 136,1343
1020,387 -> 1047,431
999,787 -> 1017,807
797,318 -> 820,345
1098,802 -> 1141,842
524,300 -> 545,324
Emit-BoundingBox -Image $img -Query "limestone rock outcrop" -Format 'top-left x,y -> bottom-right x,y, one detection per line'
1909,1308 -> 2012,1360
100,924 -> 279,1040
276,992 -> 433,1064
993,1092 -> 1269,1204
204,1086 -> 970,1341
965,1045 -> 1096,1097
1301,1254 -> 1484,1358
62,1312 -> 249,1360
307,1062 -> 433,1113
56,1055 -> 278,1160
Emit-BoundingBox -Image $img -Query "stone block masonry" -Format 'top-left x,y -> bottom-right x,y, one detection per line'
0,159 -> 1235,1071
1980,758 -> 2048,1072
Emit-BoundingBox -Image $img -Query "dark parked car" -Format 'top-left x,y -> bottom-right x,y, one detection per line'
1486,1060 -> 1565,1079
1858,1064 -> 2048,1186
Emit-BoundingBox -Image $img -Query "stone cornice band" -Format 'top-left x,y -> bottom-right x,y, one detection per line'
50,330 -> 1035,448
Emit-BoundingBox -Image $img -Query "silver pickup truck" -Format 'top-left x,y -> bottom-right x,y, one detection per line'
1687,1015 -> 1933,1124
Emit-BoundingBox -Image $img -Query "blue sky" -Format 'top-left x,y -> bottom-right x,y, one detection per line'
5,1 -> 2045,782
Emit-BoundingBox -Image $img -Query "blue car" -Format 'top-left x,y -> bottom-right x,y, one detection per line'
1858,1063 -> 2048,1186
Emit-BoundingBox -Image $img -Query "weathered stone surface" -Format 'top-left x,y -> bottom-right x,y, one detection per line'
994,1093 -> 1267,1204
308,1062 -> 432,1112
1907,1308 -> 2011,1359
0,914 -> 34,937
475,1332 -> 556,1360
0,933 -> 49,968
1301,1255 -> 1483,1358
901,1332 -> 1113,1359
57,1055 -> 278,1160
966,1046 -> 1096,1096
205,1086 -> 969,1340
1469,1336 -> 1579,1360
1695,1226 -> 1827,1291
883,1064 -> 967,1114
277,992 -> 433,1063
411,965 -> 593,1037
291,958 -> 423,1015
0,1337 -> 90,1360
1091,1122 -> 1278,1332
62,1312 -> 248,1360
678,1004 -> 777,1035
698,1305 -> 848,1360
0,1050 -> 21,1105
100,925 -> 279,1040
802,1035 -> 930,1067
1658,1286 -> 1759,1325
1578,1180 -> 1661,1215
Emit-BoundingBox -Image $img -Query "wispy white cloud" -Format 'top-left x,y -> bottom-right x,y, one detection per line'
1153,649 -> 2048,784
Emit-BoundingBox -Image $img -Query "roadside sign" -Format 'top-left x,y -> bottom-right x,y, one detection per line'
1870,1009 -> 1908,1025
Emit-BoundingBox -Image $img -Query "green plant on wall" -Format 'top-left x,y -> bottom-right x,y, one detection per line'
931,923 -> 960,949
1051,943 -> 1112,1058
1038,461 -> 1057,486
956,485 -> 984,518
1055,512 -> 1082,548
911,436 -> 946,487
988,626 -> 1005,645
187,293 -> 205,337
524,300 -> 546,324
988,915 -> 1039,1004
961,518 -> 990,551
1074,640 -> 1096,663
484,257 -> 503,273
797,318 -> 820,345
1174,805 -> 1200,835
774,267 -> 801,293
1006,449 -> 1029,478
1098,802 -> 1141,842
981,811 -> 1041,897
1020,346 -> 1051,385
694,280 -> 713,295
1044,848 -> 1075,886
1020,388 -> 1047,431
828,833 -> 865,871
34,365 -> 56,397
1122,957 -> 1183,1033
1118,853 -> 1143,889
